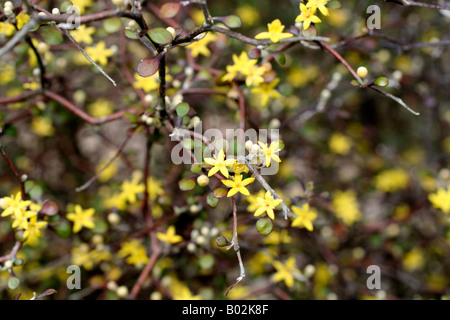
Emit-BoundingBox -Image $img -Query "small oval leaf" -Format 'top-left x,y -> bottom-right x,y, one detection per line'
176,102 -> 190,117
206,193 -> 219,208
148,27 -> 173,45
256,217 -> 273,235
374,76 -> 389,87
137,55 -> 161,77
160,2 -> 181,18
216,235 -> 230,247
327,1 -> 342,9
213,188 -> 228,198
179,178 -> 196,191
222,15 -> 242,29
8,277 -> 20,290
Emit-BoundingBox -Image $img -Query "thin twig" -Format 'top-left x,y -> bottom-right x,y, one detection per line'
61,28 -> 116,86
0,143 -> 26,199
75,127 -> 137,192
225,197 -> 246,297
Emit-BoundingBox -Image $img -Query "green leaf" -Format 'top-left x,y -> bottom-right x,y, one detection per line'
216,236 -> 230,247
216,15 -> 242,29
176,102 -> 190,117
179,178 -> 196,191
8,277 -> 20,290
160,2 -> 181,18
374,77 -> 389,87
125,29 -> 139,39
190,164 -> 202,174
92,219 -> 108,234
103,18 -> 122,34
56,222 -> 72,239
123,112 -> 138,124
148,27 -> 173,45
274,52 -> 286,66
256,218 -> 273,235
198,254 -> 215,270
41,27 -> 63,45
206,193 -> 219,208
213,188 -> 228,198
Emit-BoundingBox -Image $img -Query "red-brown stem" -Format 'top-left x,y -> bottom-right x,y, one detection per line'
320,42 -> 363,85
0,144 -> 26,199
44,91 -> 140,124
0,241 -> 22,263
0,90 -> 41,105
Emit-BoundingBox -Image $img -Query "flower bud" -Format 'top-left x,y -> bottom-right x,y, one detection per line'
197,174 -> 209,187
357,66 -> 368,79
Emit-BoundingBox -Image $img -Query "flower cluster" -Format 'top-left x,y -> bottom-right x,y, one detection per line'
0,192 -> 47,247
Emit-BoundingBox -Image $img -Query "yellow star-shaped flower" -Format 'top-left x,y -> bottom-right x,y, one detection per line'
306,0 -> 330,16
295,3 -> 322,30
272,256 -> 302,288
85,41 -> 114,66
66,204 -> 95,233
258,141 -> 281,167
254,190 -> 283,220
204,149 -> 236,178
221,174 -> 255,197
291,203 -> 317,231
428,186 -> 450,214
255,19 -> 293,43
156,225 -> 183,244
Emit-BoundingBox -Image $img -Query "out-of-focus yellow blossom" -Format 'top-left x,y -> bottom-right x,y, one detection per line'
222,52 -> 266,87
156,225 -> 183,244
118,239 -> 149,268
120,176 -> 145,204
133,72 -> 159,93
329,133 -> 352,155
0,63 -> 15,84
235,5 -> 260,27
272,256 -> 302,288
291,203 -> 317,231
253,191 -> 283,220
31,117 -> 55,137
23,81 -> 40,91
187,33 -> 217,58
418,173 -> 436,193
147,177 -> 164,201
443,136 -> 450,153
71,244 -> 94,270
232,162 -> 249,175
16,12 -> 30,29
254,19 -> 293,43
96,157 -> 118,183
374,168 -> 410,193
295,3 -> 321,30
190,8 -> 205,26
248,251 -> 274,275
103,192 -> 128,211
325,8 -> 350,27
66,204 -> 96,233
70,24 -> 95,45
403,248 -> 425,272
85,41 -> 114,66
393,204 -> 410,220
88,98 -> 114,118
263,229 -> 292,246
226,285 -> 252,300
428,186 -> 450,214
251,78 -> 281,107
287,66 -> 319,88
331,190 -> 362,226
72,0 -> 94,14
0,22 -> 15,36
426,273 -> 448,292
23,215 -> 47,246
